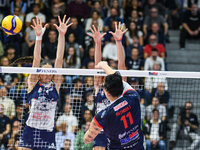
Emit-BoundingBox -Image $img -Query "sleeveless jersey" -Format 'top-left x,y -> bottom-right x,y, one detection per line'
26,81 -> 58,131
95,86 -> 110,113
94,82 -> 144,150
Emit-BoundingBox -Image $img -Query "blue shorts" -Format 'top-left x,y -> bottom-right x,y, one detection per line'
93,132 -> 108,148
18,125 -> 56,150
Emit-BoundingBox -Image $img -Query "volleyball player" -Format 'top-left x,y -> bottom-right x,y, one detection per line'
17,16 -> 72,150
87,22 -> 127,150
84,61 -> 144,150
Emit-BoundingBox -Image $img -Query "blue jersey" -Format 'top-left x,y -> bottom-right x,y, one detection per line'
95,86 -> 110,113
94,82 -> 143,150
26,81 -> 58,131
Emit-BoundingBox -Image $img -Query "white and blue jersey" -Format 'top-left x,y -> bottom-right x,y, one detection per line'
18,81 -> 58,150
94,82 -> 144,150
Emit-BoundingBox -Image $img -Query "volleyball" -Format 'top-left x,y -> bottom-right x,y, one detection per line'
1,15 -> 22,35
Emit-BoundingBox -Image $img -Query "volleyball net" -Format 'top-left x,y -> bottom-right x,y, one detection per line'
0,67 -> 200,150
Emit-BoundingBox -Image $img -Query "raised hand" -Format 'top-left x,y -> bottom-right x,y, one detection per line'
109,22 -> 128,41
54,15 -> 73,35
95,61 -> 108,69
31,16 -> 48,37
87,25 -> 106,44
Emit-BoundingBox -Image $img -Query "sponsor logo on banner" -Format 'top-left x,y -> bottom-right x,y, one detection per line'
113,100 -> 128,111
97,71 -> 106,74
36,69 -> 57,73
149,72 -> 158,76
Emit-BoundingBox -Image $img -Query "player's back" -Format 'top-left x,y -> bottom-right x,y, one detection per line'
94,82 -> 144,149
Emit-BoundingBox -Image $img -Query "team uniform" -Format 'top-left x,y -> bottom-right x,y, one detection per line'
94,82 -> 144,150
18,81 -> 58,150
93,86 -> 110,147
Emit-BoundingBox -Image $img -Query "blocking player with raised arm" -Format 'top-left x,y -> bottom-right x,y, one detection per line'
84,61 -> 144,150
16,16 -> 72,150
87,22 -> 127,150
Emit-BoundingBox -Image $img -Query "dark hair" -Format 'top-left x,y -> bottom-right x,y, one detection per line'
152,108 -> 159,114
92,10 -> 99,17
129,21 -> 138,38
10,56 -> 52,67
63,102 -> 71,110
64,139 -> 71,143
185,101 -> 193,108
72,78 -> 81,84
152,48 -> 158,52
84,109 -> 92,115
104,72 -> 123,97
0,56 -> 10,66
66,47 -> 77,66
152,96 -> 159,101
33,3 -> 40,9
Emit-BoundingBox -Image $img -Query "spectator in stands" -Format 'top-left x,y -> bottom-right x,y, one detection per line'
42,30 -> 58,65
64,46 -> 81,69
151,82 -> 170,107
144,0 -> 168,19
43,17 -> 58,43
144,35 -> 166,60
125,21 -> 143,46
107,0 -> 124,19
104,0 -> 126,10
74,121 -> 93,150
80,110 -> 92,130
25,3 -> 46,28
0,87 -> 16,120
13,6 -> 25,26
61,139 -> 71,150
144,109 -> 166,150
48,1 -> 64,20
183,0 -> 200,10
0,57 -> 18,91
81,91 -> 95,119
125,47 -> 144,70
102,36 -> 125,62
5,46 -> 18,63
85,11 -> 104,32
10,103 -> 24,127
87,61 -> 95,69
66,0 -> 90,20
143,7 -> 168,40
84,76 -> 94,93
56,122 -> 75,150
21,17 -> 36,57
27,0 -> 49,16
104,8 -> 124,32
146,23 -> 166,46
56,103 -> 78,133
180,4 -> 200,50
66,33 -> 83,59
144,48 -> 165,71
51,0 -> 66,16
165,0 -> 181,29
10,0 -> 27,16
169,101 -> 200,150
82,47 -> 95,69
126,35 -> 143,59
90,1 -> 104,17
71,78 -> 83,98
146,97 -> 167,121
0,104 -> 11,149
66,17 -> 84,46
8,121 -> 21,150
124,0 -> 143,19
125,10 -> 143,30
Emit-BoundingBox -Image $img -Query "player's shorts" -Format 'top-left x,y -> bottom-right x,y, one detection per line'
18,125 -> 56,150
109,146 -> 144,150
93,131 -> 108,148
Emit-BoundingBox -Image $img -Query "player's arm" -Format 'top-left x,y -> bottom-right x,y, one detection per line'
109,22 -> 127,70
53,15 -> 73,92
87,25 -> 106,95
83,119 -> 102,144
28,17 -> 48,92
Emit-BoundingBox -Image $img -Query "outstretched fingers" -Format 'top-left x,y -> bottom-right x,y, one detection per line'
120,23 -> 125,31
36,16 -> 39,25
90,27 -> 95,34
122,28 -> 128,34
62,15 -> 66,23
40,17 -> 43,25
87,33 -> 94,37
92,25 -> 97,32
67,23 -> 73,28
65,17 -> 71,25
58,16 -> 62,24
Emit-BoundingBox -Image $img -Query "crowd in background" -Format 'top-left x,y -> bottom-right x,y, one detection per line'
0,0 -> 200,150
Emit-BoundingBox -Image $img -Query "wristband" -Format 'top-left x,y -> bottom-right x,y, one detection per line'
36,27 -> 46,40
116,40 -> 122,42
